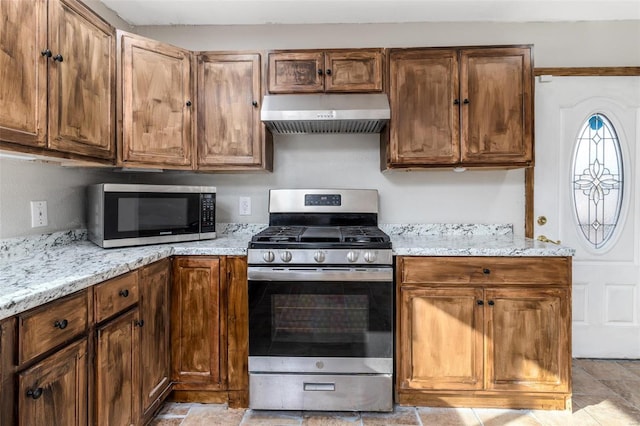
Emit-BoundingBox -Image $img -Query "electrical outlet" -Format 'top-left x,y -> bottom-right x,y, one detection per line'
239,197 -> 251,216
30,201 -> 48,227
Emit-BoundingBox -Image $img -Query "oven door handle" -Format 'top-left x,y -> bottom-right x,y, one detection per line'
247,267 -> 393,282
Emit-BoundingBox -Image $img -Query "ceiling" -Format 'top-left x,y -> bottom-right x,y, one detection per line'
99,0 -> 640,26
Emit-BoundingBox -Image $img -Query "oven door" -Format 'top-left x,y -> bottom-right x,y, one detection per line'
248,266 -> 393,370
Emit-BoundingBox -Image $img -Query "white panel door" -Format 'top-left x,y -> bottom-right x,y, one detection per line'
535,76 -> 640,358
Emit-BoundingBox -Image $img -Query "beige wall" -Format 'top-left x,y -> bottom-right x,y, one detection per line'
1,18 -> 638,239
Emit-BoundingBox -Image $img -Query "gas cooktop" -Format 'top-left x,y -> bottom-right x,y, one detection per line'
250,225 -> 391,248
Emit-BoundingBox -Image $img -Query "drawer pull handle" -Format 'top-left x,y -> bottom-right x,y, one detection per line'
482,268 -> 491,275
134,319 -> 145,327
26,387 -> 43,399
52,54 -> 63,62
477,300 -> 484,306
53,319 -> 68,329
304,382 -> 335,392
488,300 -> 495,306
119,289 -> 129,297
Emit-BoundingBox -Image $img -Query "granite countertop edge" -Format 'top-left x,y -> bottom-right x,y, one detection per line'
0,225 -> 575,321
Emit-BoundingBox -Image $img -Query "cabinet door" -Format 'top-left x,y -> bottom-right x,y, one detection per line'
484,288 -> 570,392
226,256 -> 249,407
324,50 -> 383,92
268,51 -> 324,93
47,0 -> 115,159
398,286 -> 483,391
18,338 -> 88,426
171,256 -> 226,390
95,309 -> 139,426
388,49 -> 460,166
460,47 -> 533,165
120,32 -> 193,168
197,53 -> 266,169
139,259 -> 171,415
0,0 -> 47,147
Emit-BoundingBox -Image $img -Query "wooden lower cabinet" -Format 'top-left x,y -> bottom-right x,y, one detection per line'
1,255 -> 249,425
18,338 -> 88,426
172,256 -> 225,391
171,256 -> 248,407
139,259 -> 172,420
95,309 -> 139,426
396,256 -> 571,410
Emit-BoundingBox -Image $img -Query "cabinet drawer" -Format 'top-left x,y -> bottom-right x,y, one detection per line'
94,272 -> 139,323
18,290 -> 88,365
400,257 -> 571,286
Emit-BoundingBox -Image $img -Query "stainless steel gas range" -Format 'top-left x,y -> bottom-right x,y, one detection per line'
247,189 -> 393,412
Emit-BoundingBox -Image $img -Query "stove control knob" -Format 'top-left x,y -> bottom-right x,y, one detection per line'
262,251 -> 275,263
280,250 -> 293,263
313,251 -> 326,263
347,250 -> 359,263
363,251 -> 377,263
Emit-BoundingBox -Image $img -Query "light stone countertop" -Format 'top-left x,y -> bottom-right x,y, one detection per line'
0,224 -> 574,321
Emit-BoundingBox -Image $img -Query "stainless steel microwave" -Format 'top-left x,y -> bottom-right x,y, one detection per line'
87,184 -> 216,248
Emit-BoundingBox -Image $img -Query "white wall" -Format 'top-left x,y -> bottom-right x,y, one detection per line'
1,19 -> 639,239
136,20 -> 640,67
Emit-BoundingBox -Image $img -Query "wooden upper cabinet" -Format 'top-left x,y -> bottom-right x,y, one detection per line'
324,50 -> 384,92
460,47 -> 533,165
118,31 -> 193,169
48,0 -> 115,159
0,0 -> 115,160
389,49 -> 460,165
196,52 -> 272,171
268,49 -> 383,93
0,0 -> 47,148
384,46 -> 533,169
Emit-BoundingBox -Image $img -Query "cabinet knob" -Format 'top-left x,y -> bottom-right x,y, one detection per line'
482,268 -> 491,275
53,319 -> 68,329
488,300 -> 495,306
477,300 -> 484,306
134,319 -> 145,327
453,99 -> 460,105
52,54 -> 63,62
252,101 -> 258,107
317,69 -> 323,76
41,49 -> 52,58
463,98 -> 470,104
325,69 -> 332,76
186,100 -> 192,107
26,387 -> 43,400
119,289 -> 129,298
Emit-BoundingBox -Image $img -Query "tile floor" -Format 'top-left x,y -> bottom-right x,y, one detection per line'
151,359 -> 640,426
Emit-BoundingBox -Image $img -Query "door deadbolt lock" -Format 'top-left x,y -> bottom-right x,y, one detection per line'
537,216 -> 548,226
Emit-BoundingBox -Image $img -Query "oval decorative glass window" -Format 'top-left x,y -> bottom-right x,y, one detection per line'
572,113 -> 624,249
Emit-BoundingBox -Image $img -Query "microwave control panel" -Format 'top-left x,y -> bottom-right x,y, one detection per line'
201,193 -> 216,232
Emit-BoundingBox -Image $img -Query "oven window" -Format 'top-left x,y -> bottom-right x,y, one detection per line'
272,294 -> 369,344
249,280 -> 392,358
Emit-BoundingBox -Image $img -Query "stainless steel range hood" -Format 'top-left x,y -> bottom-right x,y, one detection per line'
261,94 -> 390,134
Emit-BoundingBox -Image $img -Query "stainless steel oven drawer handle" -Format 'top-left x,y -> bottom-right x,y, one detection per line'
303,382 -> 336,392
247,267 -> 393,282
